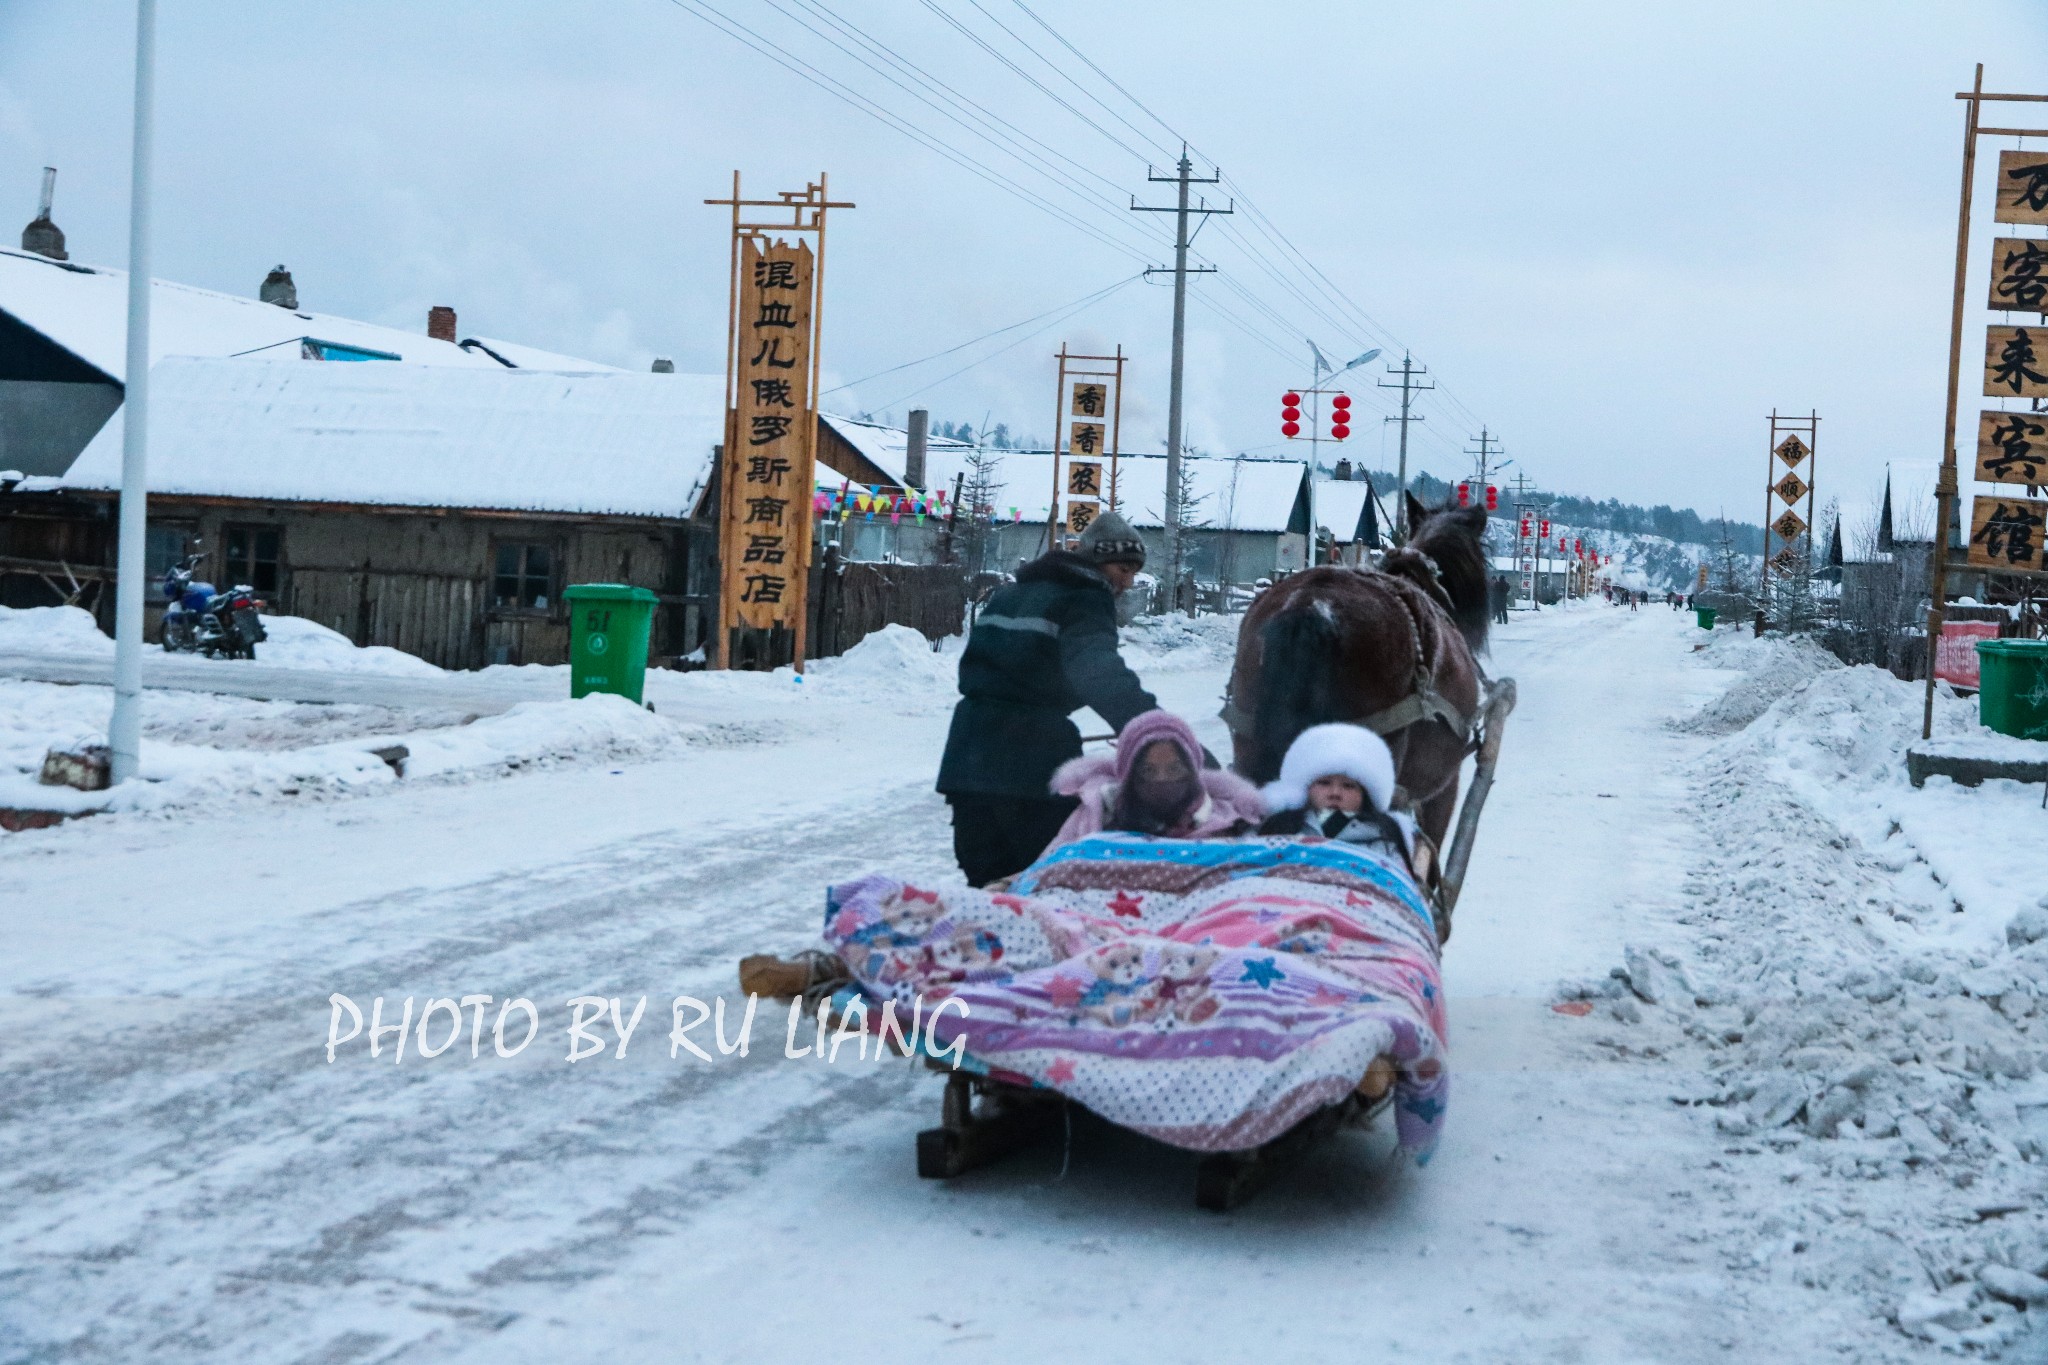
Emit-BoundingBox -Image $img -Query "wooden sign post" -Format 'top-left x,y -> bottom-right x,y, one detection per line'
1048,345 -> 1126,547
1924,68 -> 2048,736
705,173 -> 852,672
1760,412 -> 1819,605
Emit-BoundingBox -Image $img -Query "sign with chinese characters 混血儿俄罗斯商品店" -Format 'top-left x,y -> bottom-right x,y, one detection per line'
1071,383 -> 1107,419
1064,499 -> 1100,535
1066,460 -> 1102,498
1994,149 -> 2048,227
1978,409 -> 2048,487
1967,494 -> 2048,574
1774,433 -> 1809,468
1985,325 -> 2048,399
1990,237 -> 2048,313
725,237 -> 815,634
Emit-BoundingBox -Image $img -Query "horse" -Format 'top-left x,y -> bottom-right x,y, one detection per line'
1223,493 -> 1493,868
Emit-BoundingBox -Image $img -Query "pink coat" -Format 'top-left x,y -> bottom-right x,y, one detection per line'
1043,710 -> 1266,851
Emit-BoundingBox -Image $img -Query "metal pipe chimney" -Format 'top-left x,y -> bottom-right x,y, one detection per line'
20,167 -> 67,261
905,408 -> 929,491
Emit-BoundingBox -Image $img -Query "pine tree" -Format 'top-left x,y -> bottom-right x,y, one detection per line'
1767,535 -> 1820,634
955,435 -> 1006,577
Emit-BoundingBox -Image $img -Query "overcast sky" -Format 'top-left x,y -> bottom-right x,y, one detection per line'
3,1 -> 2045,523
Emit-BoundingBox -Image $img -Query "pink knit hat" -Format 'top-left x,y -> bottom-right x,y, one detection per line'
1112,709 -> 1204,782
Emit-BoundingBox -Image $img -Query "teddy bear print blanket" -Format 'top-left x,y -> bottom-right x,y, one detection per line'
823,834 -> 1448,1159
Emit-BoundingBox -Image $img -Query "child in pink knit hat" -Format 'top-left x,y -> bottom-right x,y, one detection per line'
1043,709 -> 1264,850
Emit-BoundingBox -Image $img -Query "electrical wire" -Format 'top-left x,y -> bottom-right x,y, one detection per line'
864,272 -> 1141,410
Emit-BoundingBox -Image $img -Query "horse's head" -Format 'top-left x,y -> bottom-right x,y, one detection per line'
1395,492 -> 1491,651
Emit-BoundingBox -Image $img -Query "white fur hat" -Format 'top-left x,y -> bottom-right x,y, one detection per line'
1260,723 -> 1398,815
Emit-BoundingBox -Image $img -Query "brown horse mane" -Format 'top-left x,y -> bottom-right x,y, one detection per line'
1385,494 -> 1490,652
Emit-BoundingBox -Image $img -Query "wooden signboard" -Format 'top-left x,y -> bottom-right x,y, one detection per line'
1071,383 -> 1107,419
1990,238 -> 2048,312
1774,434 -> 1809,467
1986,325 -> 2048,398
1977,409 -> 2048,486
1065,499 -> 1100,534
1966,493 -> 2047,573
1994,150 -> 2048,226
1772,508 -> 1806,540
1773,471 -> 1808,503
721,238 -> 816,651
1068,421 -> 1106,457
1066,460 -> 1103,498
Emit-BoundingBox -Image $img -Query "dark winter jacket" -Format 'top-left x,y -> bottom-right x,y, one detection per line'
1257,804 -> 1411,861
936,550 -> 1158,798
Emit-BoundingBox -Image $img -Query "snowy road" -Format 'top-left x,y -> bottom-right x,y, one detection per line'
0,608 -> 1955,1361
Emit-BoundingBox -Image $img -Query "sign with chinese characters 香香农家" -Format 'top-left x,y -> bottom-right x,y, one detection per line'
1071,383 -> 1107,418
1067,461 -> 1102,498
1064,499 -> 1100,535
724,238 -> 815,635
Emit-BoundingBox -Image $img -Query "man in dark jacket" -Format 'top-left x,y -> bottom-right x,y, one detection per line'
937,511 -> 1158,886
1489,574 -> 1511,625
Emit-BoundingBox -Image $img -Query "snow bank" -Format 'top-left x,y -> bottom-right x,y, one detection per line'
0,691 -> 693,823
1121,611 -> 1241,672
0,604 -> 113,655
805,623 -> 957,700
1674,630 -> 1841,735
247,615 -> 443,677
1564,632 -> 2048,1354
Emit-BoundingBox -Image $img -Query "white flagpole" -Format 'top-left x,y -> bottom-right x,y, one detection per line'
109,0 -> 156,784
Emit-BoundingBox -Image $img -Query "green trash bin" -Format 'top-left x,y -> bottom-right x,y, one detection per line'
1695,607 -> 1717,630
563,584 -> 659,704
1976,638 -> 2048,740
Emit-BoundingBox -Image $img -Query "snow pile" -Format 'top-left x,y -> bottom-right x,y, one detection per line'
0,692 -> 693,822
1673,630 -> 1842,735
247,615 -> 443,676
805,623 -> 958,702
1121,611 -> 1242,672
0,604 -> 113,656
1564,633 -> 2048,1355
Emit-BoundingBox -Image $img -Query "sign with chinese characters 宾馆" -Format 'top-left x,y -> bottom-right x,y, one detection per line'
1068,421 -> 1105,458
723,238 -> 815,635
1990,237 -> 2048,313
1071,383 -> 1107,419
1985,325 -> 2048,399
1774,433 -> 1810,468
1977,409 -> 2048,486
1066,461 -> 1103,498
1064,499 -> 1100,535
1993,150 -> 2048,227
1967,494 -> 2047,573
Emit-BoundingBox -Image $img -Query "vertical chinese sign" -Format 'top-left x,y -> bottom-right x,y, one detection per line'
706,174 -> 852,671
1923,73 -> 2048,736
1048,346 -> 1126,544
1760,413 -> 1818,605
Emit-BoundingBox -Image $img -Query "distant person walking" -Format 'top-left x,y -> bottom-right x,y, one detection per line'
936,512 -> 1160,887
1489,574 -> 1511,626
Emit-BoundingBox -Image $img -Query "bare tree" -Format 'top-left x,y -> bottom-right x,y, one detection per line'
955,437 -> 1006,579
1834,502 -> 1931,675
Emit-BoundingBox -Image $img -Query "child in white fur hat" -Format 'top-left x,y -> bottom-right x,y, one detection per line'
1256,723 -> 1420,873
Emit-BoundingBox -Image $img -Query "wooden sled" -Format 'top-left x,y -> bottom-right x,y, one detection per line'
912,1053 -> 1393,1211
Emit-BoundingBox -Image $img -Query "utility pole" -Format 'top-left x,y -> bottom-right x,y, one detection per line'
109,0 -> 157,785
1379,352 -> 1433,539
1132,146 -> 1229,603
1465,426 -> 1503,489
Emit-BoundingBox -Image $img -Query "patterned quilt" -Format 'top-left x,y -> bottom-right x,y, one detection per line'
823,833 -> 1448,1159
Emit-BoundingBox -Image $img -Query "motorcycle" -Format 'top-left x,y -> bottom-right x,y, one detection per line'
160,553 -> 267,660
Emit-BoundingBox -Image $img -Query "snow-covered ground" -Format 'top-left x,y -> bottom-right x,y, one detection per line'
3,603 -> 2045,1361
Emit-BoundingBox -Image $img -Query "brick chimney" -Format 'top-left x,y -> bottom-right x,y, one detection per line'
259,265 -> 298,309
20,167 -> 66,261
650,357 -> 675,373
427,305 -> 457,342
1334,457 -> 1353,481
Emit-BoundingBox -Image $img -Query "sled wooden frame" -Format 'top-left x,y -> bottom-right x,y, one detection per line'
1433,675 -> 1517,936
913,1059 -> 1391,1211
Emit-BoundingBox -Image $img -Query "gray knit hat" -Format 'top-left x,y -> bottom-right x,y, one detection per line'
1078,510 -> 1146,567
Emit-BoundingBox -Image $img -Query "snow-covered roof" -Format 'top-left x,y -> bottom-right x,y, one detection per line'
819,414 -> 972,489
0,246 -> 574,379
458,336 -> 621,372
54,357 -> 725,518
1313,479 -> 1376,541
915,448 -> 1307,533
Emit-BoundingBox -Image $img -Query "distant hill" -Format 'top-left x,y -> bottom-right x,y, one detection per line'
1407,472 -> 1765,556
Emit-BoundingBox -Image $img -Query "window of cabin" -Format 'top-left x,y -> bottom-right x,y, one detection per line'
144,523 -> 196,583
222,525 -> 282,595
493,541 -> 555,611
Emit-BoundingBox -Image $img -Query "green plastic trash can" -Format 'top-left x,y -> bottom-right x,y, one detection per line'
1695,607 -> 1717,630
1976,638 -> 2048,740
563,584 -> 659,704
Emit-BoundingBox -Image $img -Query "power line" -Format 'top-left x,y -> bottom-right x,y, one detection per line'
865,273 -> 1140,410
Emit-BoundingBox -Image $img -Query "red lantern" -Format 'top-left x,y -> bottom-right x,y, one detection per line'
1540,519 -> 1551,538
1281,391 -> 1301,438
1484,485 -> 1499,512
1329,393 -> 1351,440
1574,538 -> 1582,555
1520,517 -> 1531,537
1456,483 -> 1471,507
